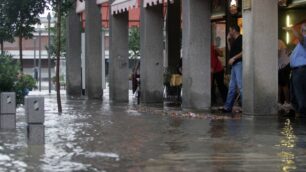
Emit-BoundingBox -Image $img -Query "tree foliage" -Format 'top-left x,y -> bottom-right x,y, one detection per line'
5,0 -> 46,39
0,1 -> 14,54
3,0 -> 47,71
129,27 -> 140,58
48,0 -> 73,113
47,15 -> 67,59
0,53 -> 36,104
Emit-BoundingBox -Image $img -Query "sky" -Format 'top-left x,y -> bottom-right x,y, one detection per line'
40,4 -> 54,18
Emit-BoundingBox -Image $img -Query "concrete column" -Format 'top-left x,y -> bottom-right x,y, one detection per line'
0,92 -> 16,129
109,12 -> 129,102
242,0 -> 278,115
140,5 -> 164,103
85,0 -> 103,99
181,0 -> 211,110
167,0 -> 181,69
25,96 -> 45,145
66,2 -> 82,96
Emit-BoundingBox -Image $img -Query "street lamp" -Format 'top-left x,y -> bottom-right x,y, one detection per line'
38,24 -> 42,92
47,12 -> 51,93
33,37 -> 37,68
33,37 -> 38,83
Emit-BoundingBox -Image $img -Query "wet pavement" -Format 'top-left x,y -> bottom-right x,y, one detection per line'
0,91 -> 306,172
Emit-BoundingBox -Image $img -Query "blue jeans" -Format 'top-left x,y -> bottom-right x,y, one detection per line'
291,67 -> 306,115
224,62 -> 242,110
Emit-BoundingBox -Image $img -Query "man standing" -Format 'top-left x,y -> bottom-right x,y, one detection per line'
287,23 -> 306,116
220,25 -> 242,113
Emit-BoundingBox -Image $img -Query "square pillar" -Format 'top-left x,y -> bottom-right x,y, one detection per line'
167,0 -> 181,69
242,0 -> 278,115
66,1 -> 82,96
182,0 -> 211,110
109,12 -> 129,102
140,4 -> 164,103
0,92 -> 16,129
85,0 -> 103,99
25,96 -> 45,145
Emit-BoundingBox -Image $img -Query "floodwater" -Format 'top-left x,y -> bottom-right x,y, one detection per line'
0,91 -> 306,172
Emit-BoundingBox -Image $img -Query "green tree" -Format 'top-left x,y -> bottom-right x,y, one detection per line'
128,27 -> 140,58
48,0 -> 73,113
0,1 -> 14,55
47,15 -> 67,58
0,53 -> 36,104
5,0 -> 47,72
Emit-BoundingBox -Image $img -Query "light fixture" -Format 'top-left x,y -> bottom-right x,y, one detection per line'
286,15 -> 292,44
229,0 -> 238,15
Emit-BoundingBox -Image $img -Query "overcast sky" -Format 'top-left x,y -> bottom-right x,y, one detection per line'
40,4 -> 54,18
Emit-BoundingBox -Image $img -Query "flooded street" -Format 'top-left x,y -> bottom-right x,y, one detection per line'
0,91 -> 306,171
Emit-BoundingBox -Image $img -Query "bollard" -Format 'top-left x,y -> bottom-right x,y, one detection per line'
25,96 -> 44,124
25,96 -> 45,145
0,92 -> 16,129
27,124 -> 45,145
0,114 -> 16,129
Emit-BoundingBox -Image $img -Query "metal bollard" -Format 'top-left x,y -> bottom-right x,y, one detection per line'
0,92 -> 16,129
25,96 -> 45,145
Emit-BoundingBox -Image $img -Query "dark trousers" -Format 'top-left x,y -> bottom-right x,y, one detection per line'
212,70 -> 228,105
291,67 -> 306,115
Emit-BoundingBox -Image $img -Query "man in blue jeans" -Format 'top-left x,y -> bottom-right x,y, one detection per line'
220,25 -> 242,113
287,23 -> 306,116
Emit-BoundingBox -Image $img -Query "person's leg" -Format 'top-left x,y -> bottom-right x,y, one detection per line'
234,62 -> 243,106
224,67 -> 238,111
282,85 -> 290,104
290,73 -> 298,111
211,73 -> 217,105
278,85 -> 282,103
294,69 -> 306,115
215,70 -> 228,103
283,65 -> 291,104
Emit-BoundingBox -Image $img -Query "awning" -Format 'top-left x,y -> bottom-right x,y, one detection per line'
143,0 -> 174,8
97,0 -> 109,5
76,0 -> 108,13
111,0 -> 138,14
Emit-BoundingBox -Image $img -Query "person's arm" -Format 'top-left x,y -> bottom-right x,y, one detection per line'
227,34 -> 232,51
215,47 -> 223,57
228,52 -> 242,65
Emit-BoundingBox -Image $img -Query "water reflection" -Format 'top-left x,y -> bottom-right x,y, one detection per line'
165,118 -> 187,153
26,145 -> 45,171
209,120 -> 225,138
277,119 -> 297,172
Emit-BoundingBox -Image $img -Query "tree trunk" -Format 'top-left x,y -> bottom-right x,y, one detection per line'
0,40 -> 3,55
19,36 -> 23,72
56,0 -> 62,113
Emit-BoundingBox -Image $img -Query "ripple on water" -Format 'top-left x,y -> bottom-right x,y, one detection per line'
81,152 -> 120,161
0,154 -> 10,161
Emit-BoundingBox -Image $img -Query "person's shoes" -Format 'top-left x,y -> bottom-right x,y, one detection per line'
234,108 -> 242,113
222,109 -> 232,113
283,102 -> 293,110
219,107 -> 232,113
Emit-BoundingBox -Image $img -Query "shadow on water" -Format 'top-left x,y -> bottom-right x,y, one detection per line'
0,92 -> 306,171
